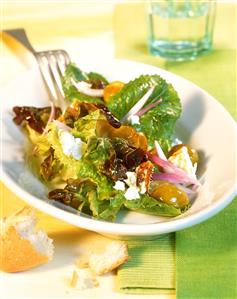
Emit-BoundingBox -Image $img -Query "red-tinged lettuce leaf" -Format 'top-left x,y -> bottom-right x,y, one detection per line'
48,179 -> 97,212
63,102 -> 98,128
96,120 -> 148,151
13,106 -> 62,133
111,138 -> 146,170
40,147 -> 62,181
48,178 -> 125,221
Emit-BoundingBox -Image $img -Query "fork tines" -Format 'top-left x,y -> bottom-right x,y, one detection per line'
35,50 -> 70,109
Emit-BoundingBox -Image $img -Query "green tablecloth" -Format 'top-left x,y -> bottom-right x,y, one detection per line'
115,2 -> 237,298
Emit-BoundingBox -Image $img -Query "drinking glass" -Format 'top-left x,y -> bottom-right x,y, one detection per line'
148,0 -> 216,61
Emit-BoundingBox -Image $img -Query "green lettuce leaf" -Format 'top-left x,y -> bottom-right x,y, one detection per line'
98,192 -> 125,221
76,158 -> 113,200
62,63 -> 104,105
63,63 -> 89,82
87,190 -> 100,217
26,125 -> 50,155
72,110 -> 106,142
87,71 -> 109,85
46,121 -> 182,219
84,137 -> 115,169
25,126 -> 62,181
80,136 -> 115,200
108,74 -> 181,152
124,194 -> 182,217
48,178 -> 124,221
43,123 -> 115,204
46,122 -> 81,179
107,74 -> 164,119
87,189 -> 124,221
46,130 -> 125,220
40,148 -> 62,181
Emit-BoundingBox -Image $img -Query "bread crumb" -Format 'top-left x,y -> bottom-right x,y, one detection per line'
88,241 -> 129,275
78,276 -> 99,290
70,269 -> 99,290
70,270 -> 78,288
75,256 -> 89,269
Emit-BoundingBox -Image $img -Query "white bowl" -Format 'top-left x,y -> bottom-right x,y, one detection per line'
1,59 -> 236,238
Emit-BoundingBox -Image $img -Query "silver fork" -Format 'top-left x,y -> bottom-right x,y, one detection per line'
4,28 -> 70,108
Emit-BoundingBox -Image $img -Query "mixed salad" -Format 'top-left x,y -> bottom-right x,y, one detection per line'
12,63 -> 200,221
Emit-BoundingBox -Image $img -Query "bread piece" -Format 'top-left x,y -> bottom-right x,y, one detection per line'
0,207 -> 54,272
88,241 -> 129,275
70,269 -> 99,289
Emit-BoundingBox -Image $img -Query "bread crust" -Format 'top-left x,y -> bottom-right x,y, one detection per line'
0,207 -> 52,273
0,226 -> 48,272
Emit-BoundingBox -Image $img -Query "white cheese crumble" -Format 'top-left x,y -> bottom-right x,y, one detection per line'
168,146 -> 197,178
124,171 -> 141,200
113,181 -> 126,191
124,186 -> 140,200
139,181 -> 146,194
129,115 -> 140,125
125,171 -> 137,187
113,171 -> 147,201
59,130 -> 85,160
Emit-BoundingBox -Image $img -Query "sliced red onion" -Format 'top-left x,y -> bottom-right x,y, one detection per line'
120,86 -> 155,123
71,79 -> 104,98
136,98 -> 162,117
43,101 -> 55,135
152,173 -> 197,199
148,152 -> 200,186
152,172 -> 194,185
154,140 -> 167,160
53,120 -> 71,131
175,184 -> 198,201
174,183 -> 197,195
47,102 -> 56,123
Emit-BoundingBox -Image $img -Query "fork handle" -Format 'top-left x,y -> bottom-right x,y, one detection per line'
3,28 -> 36,54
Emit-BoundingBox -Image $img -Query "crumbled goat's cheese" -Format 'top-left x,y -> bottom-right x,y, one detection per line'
139,181 -> 146,194
125,172 -> 137,187
168,146 -> 197,178
113,181 -> 126,191
113,171 -> 147,200
59,130 -> 85,160
124,172 -> 140,200
129,115 -> 140,125
124,186 -> 140,200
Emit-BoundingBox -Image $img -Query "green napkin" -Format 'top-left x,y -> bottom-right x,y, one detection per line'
115,2 -> 236,297
176,199 -> 237,299
118,234 -> 175,294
